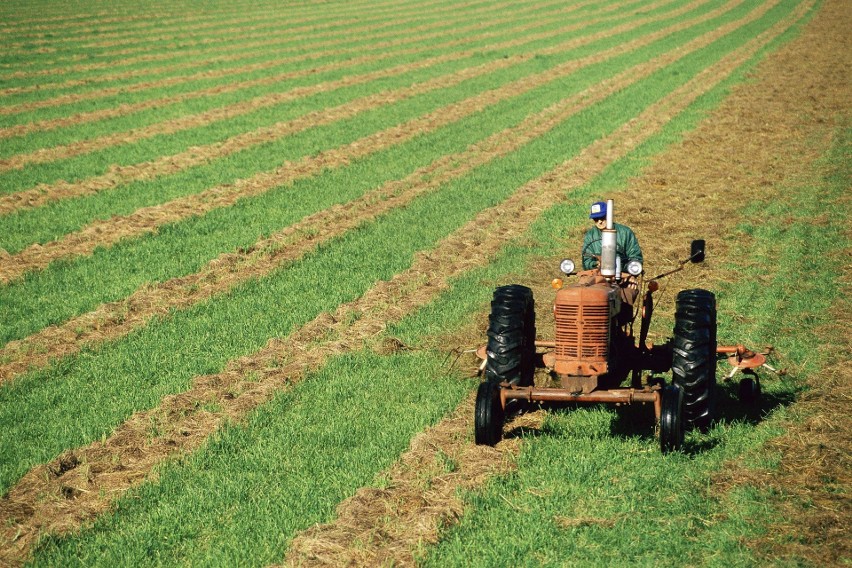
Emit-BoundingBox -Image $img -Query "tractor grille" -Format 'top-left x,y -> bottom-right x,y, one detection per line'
555,303 -> 609,359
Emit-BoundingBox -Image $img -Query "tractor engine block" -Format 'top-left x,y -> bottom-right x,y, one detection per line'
552,282 -> 619,385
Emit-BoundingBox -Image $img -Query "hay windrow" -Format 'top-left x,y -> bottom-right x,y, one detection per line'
0,0 -> 369,39
0,0 -> 737,284
674,0 -> 849,563
17,0 -> 464,45
0,0 -> 525,116
0,6 -> 808,562
391,0 -> 849,562
279,396 -> 534,568
0,0 -> 605,81
0,0 -> 658,175
0,0 -> 761,382
1,12 -> 172,34
0,10 -> 386,81
3,0 -> 426,68
0,6 -> 452,98
0,0 -> 627,213
73,0 -> 482,51
0,15 -> 500,124
4,10 -> 357,54
0,0 -> 611,106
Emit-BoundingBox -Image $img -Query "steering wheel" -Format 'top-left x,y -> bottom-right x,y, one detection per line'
582,237 -> 601,263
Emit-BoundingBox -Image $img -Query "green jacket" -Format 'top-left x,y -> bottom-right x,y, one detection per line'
582,222 -> 643,270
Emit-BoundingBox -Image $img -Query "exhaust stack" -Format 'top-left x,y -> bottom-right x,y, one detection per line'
600,199 -> 617,277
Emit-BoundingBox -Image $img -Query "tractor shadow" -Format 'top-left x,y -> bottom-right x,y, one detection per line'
503,374 -> 802,454
681,376 -> 801,454
609,376 -> 801,454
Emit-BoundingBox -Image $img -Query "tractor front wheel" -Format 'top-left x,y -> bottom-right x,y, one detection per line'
474,381 -> 504,446
485,285 -> 536,387
660,384 -> 684,453
671,289 -> 717,431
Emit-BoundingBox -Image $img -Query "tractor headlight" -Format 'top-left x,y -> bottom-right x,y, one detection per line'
559,259 -> 575,275
626,260 -> 643,276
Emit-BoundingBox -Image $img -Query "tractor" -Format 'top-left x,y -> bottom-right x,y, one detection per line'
474,200 -> 776,452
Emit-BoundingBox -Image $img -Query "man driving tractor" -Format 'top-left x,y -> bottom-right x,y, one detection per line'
581,200 -> 643,307
583,201 -> 643,269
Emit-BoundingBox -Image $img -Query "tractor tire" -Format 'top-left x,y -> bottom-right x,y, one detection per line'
738,375 -> 761,405
660,384 -> 684,453
671,289 -> 717,431
484,285 -> 536,387
474,381 -> 504,446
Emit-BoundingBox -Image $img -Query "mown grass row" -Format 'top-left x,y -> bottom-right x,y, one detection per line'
0,0 -> 555,125
0,0 -> 796,406
22,5 -> 833,562
0,1 -> 624,141
0,0 -> 334,22
0,0 -> 395,56
0,0 -> 406,46
0,0 -> 778,389
4,1 -> 824,558
3,10 -> 604,160
0,0 -> 555,101
0,2 -> 679,195
0,1 -> 639,185
28,351 -> 474,567
0,1 -> 760,346
0,2 -> 703,248
0,2 -> 556,94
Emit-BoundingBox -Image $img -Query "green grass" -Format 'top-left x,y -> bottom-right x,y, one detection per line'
0,1 -> 811,496
420,26 -> 848,568
0,5 -> 615,195
0,0 -> 455,73
0,0 -> 770,345
0,0 -> 592,124
420,410 -> 785,567
29,350 -> 473,567
0,0 -> 645,191
0,14 -> 543,147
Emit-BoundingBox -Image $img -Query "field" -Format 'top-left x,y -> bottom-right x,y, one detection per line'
0,0 -> 848,565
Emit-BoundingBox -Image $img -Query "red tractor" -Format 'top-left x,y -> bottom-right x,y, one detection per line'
474,200 -> 774,452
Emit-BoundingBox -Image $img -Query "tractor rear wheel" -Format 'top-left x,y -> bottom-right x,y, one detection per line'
671,289 -> 717,431
660,384 -> 684,453
484,285 -> 536,387
474,381 -> 504,446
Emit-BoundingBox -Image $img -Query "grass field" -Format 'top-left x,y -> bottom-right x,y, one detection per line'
0,0 -> 848,566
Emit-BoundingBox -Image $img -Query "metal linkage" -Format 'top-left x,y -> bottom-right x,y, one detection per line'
500,384 -> 662,421
717,344 -> 784,381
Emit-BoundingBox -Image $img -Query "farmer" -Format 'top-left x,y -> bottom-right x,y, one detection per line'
582,200 -> 643,307
582,201 -> 643,270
